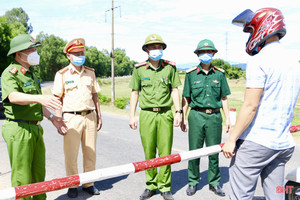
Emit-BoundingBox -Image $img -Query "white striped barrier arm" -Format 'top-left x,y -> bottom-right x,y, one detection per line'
0,143 -> 224,200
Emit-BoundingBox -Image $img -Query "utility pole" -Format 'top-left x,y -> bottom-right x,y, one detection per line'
105,1 -> 120,105
111,0 -> 115,105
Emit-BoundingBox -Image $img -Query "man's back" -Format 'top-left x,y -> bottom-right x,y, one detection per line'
241,42 -> 300,149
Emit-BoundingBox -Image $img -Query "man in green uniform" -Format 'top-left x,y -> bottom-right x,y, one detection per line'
181,39 -> 231,197
129,34 -> 181,200
1,34 -> 68,200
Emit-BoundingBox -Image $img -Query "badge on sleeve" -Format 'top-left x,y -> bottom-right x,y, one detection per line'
9,68 -> 18,74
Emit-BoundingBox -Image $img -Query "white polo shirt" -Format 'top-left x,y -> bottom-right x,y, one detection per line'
239,41 -> 300,150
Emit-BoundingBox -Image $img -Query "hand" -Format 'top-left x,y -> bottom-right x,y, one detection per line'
51,115 -> 68,135
129,116 -> 138,130
40,95 -> 62,111
97,116 -> 102,131
224,119 -> 231,134
173,113 -> 182,127
181,118 -> 188,132
222,139 -> 236,158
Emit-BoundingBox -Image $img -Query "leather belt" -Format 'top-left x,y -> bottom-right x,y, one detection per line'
142,107 -> 171,112
63,110 -> 94,116
5,118 -> 41,125
192,108 -> 220,114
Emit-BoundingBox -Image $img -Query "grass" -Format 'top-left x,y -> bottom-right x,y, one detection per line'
42,75 -> 300,140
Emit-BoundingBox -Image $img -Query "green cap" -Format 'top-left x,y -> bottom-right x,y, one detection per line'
194,39 -> 218,54
7,34 -> 41,56
142,34 -> 167,51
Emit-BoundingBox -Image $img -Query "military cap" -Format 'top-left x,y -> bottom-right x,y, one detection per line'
7,34 -> 41,56
194,39 -> 218,54
64,38 -> 85,53
142,34 -> 167,51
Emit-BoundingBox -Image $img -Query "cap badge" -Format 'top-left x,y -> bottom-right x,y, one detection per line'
30,37 -> 35,42
204,42 -> 208,46
150,36 -> 156,41
75,40 -> 80,44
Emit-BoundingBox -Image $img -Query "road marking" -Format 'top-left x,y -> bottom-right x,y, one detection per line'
172,147 -> 186,153
99,130 -> 109,134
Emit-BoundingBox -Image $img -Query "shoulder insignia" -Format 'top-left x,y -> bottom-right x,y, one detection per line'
9,68 -> 18,75
214,67 -> 225,73
58,67 -> 69,74
186,67 -> 197,74
163,60 -> 176,66
134,61 -> 147,68
84,66 -> 95,71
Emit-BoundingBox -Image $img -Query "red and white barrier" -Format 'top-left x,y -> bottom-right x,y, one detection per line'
0,144 -> 224,200
290,125 -> 300,133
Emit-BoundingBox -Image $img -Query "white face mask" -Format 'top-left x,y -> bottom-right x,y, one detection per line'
21,51 -> 40,66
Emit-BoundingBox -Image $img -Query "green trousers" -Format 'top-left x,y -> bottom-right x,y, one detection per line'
187,109 -> 222,187
2,120 -> 46,200
139,109 -> 173,192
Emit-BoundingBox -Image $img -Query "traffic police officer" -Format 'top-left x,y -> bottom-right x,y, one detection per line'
181,39 -> 231,197
1,34 -> 67,200
129,34 -> 182,200
52,38 -> 102,198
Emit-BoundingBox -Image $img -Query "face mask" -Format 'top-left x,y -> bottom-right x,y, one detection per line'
21,51 -> 40,66
149,49 -> 163,61
199,53 -> 213,64
72,56 -> 85,66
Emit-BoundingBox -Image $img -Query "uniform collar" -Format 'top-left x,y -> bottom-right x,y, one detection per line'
12,61 -> 30,75
146,59 -> 164,70
196,64 -> 215,74
68,64 -> 84,74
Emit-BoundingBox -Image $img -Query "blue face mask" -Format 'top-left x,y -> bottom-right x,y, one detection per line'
199,53 -> 213,64
149,49 -> 163,61
72,56 -> 85,66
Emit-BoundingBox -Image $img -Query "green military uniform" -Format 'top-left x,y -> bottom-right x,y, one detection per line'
129,59 -> 181,192
182,64 -> 231,187
1,34 -> 46,200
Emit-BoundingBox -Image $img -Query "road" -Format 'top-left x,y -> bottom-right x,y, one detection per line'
0,113 -> 300,200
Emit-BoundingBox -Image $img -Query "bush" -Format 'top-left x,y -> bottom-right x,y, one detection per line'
97,93 -> 111,104
114,97 -> 130,109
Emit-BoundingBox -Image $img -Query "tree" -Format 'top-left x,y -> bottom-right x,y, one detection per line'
85,47 -> 110,77
113,48 -> 134,76
0,15 -> 27,74
36,32 -> 68,81
211,58 -> 245,79
5,8 -> 33,33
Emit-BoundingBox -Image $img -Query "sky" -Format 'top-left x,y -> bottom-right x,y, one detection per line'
1,0 -> 300,66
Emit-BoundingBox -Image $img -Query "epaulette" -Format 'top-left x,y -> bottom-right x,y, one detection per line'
58,67 -> 69,74
214,66 -> 224,73
9,67 -> 18,75
186,67 -> 197,73
84,66 -> 95,71
134,61 -> 147,68
163,60 -> 176,66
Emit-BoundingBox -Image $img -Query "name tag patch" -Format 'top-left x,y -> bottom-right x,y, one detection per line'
24,82 -> 32,87
66,80 -> 75,84
142,77 -> 150,80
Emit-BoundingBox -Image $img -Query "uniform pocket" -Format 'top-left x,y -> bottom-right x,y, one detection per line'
141,80 -> 153,96
191,83 -> 204,98
211,82 -> 221,97
23,85 -> 38,94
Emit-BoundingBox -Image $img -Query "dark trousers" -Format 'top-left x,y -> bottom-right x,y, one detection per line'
187,109 -> 222,186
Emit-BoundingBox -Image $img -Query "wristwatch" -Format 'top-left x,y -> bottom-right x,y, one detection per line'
48,113 -> 54,121
175,110 -> 183,114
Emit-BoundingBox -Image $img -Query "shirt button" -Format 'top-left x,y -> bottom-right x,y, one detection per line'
206,85 -> 208,87
207,94 -> 210,96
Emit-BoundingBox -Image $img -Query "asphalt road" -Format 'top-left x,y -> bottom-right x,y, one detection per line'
0,113 -> 299,200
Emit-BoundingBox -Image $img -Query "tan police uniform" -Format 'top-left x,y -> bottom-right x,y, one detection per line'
52,40 -> 101,188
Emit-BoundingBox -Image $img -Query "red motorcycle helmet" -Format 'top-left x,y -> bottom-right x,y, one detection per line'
232,8 -> 286,56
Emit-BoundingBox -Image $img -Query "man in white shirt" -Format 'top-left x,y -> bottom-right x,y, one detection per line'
222,8 -> 300,200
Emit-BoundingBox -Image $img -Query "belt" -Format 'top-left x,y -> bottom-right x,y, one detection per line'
5,118 -> 41,125
63,110 -> 94,116
192,108 -> 220,114
142,107 -> 171,112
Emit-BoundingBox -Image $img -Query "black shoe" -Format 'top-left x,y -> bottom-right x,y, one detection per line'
161,191 -> 174,200
140,189 -> 156,200
82,186 -> 100,195
209,185 -> 225,197
67,188 -> 78,198
186,185 -> 197,196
